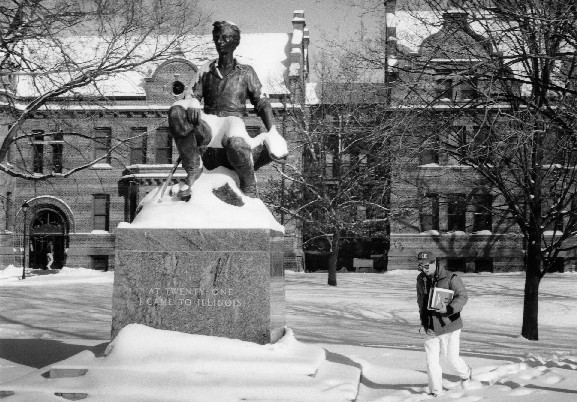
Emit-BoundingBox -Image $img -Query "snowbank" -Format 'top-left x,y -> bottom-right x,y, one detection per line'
0,265 -> 113,286
2,324 -> 359,401
104,324 -> 324,376
0,265 -> 23,280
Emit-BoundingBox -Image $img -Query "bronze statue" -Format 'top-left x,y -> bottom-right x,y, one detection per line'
168,21 -> 287,199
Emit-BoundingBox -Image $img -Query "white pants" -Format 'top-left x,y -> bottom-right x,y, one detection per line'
424,329 -> 470,394
46,253 -> 54,269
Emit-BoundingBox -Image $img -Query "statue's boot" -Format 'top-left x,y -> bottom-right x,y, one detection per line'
226,137 -> 258,198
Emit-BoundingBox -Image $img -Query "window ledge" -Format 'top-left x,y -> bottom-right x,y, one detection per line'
472,230 -> 493,235
418,164 -> 473,170
447,230 -> 467,236
543,230 -> 563,235
91,163 -> 112,170
446,164 -> 473,169
419,230 -> 440,235
418,230 -> 495,236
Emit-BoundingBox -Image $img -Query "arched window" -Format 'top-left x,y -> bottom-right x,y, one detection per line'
31,209 -> 65,234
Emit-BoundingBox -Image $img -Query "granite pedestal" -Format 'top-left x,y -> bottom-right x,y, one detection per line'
111,228 -> 285,344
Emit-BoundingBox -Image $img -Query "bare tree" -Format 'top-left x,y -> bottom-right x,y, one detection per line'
325,0 -> 576,339
394,0 -> 577,340
0,0 -> 207,179
276,48 -> 398,286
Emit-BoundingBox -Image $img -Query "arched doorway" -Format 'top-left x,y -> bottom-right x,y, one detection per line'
29,206 -> 68,269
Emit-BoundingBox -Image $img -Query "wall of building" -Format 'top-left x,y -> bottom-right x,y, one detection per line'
388,110 -> 577,272
0,10 -> 310,272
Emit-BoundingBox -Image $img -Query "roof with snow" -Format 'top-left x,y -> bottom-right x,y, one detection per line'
392,9 -> 575,98
10,32 -> 297,100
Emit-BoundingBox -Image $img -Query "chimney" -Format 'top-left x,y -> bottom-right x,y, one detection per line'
292,10 -> 305,30
385,0 -> 398,70
303,27 -> 310,78
442,9 -> 468,29
289,10 -> 307,102
289,10 -> 306,77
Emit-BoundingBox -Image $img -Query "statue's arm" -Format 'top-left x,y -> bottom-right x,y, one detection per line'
184,62 -> 210,105
184,77 -> 203,102
245,67 -> 275,131
180,77 -> 203,125
258,102 -> 274,132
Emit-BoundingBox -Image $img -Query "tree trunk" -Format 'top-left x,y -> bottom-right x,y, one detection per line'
521,234 -> 541,340
328,231 -> 340,286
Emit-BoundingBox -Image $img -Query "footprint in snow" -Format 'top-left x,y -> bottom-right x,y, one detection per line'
508,387 -> 536,396
541,374 -> 563,385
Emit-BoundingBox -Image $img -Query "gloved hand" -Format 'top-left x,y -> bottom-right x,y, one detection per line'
172,97 -> 202,126
186,107 -> 201,126
438,300 -> 448,314
420,327 -> 435,336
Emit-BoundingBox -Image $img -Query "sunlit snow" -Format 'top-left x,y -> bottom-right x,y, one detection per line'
1,267 -> 577,400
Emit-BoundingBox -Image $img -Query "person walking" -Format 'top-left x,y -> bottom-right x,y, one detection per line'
416,251 -> 472,397
46,241 -> 54,270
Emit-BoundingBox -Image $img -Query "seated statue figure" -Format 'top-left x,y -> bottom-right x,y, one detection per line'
168,21 -> 287,199
168,97 -> 287,198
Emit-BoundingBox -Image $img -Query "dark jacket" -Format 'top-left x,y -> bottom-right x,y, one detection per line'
417,265 -> 468,336
189,59 -> 270,117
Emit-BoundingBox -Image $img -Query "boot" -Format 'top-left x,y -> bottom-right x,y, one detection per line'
226,137 -> 258,198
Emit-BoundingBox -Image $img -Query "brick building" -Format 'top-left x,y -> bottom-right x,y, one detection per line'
384,7 -> 576,272
304,3 -> 576,273
2,5 -> 573,274
0,11 -> 310,271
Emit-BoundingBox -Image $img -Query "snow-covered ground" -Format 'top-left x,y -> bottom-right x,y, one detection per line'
1,265 -> 577,401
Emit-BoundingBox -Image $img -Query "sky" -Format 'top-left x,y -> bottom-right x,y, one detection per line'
197,0 -> 381,47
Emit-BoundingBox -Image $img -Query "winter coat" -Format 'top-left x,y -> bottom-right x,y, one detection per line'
417,265 -> 468,336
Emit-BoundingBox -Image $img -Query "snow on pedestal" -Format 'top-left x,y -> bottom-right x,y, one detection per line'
120,167 -> 284,232
112,168 -> 285,344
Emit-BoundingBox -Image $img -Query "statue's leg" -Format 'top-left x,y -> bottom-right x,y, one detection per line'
226,137 -> 257,198
172,136 -> 197,199
168,105 -> 197,199
253,145 -> 272,171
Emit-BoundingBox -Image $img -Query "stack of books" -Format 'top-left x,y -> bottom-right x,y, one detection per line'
427,288 -> 454,311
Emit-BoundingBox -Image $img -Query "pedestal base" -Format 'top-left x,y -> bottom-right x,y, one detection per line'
111,228 -> 285,344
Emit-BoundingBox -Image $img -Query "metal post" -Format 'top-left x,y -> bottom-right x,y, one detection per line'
21,201 -> 29,279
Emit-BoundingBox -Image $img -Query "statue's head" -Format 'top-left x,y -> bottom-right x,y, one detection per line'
212,21 -> 240,55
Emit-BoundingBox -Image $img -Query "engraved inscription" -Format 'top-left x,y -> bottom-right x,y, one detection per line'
139,287 -> 242,307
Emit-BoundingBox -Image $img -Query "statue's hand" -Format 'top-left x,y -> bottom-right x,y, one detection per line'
186,108 -> 201,126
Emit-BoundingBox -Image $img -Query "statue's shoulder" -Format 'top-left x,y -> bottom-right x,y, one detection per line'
234,61 -> 256,73
197,59 -> 216,76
